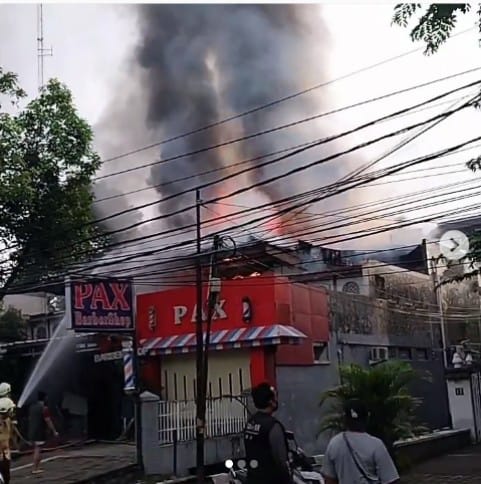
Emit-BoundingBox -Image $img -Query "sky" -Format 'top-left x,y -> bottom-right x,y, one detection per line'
1,2 -> 481,256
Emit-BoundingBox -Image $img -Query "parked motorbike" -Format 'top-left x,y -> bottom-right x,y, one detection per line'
220,431 -> 323,484
285,430 -> 324,484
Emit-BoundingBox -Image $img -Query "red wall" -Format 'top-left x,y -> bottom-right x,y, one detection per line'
137,276 -> 330,372
276,283 -> 330,366
137,276 -> 282,340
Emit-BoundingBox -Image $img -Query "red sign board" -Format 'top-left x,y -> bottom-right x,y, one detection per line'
68,278 -> 135,333
137,276 -> 285,340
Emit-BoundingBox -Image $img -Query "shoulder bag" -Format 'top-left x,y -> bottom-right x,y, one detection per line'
342,432 -> 379,483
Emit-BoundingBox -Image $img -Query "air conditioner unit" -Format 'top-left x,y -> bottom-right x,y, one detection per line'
369,347 -> 389,364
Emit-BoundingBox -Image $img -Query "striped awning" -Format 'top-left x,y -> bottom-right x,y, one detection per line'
139,324 -> 307,356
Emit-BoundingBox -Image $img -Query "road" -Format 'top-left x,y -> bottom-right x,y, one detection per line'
10,442 -> 136,483
403,444 -> 481,484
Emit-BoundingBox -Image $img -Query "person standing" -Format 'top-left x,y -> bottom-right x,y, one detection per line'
322,399 -> 400,484
28,391 -> 59,475
243,382 -> 291,484
0,383 -> 27,451
0,397 -> 13,484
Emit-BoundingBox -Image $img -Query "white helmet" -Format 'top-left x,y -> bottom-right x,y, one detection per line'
0,383 -> 11,398
0,398 -> 13,415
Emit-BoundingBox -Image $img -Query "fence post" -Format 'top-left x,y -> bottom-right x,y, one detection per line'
173,428 -> 178,476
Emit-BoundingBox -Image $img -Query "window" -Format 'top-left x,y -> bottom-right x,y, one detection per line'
313,342 -> 330,364
342,282 -> 360,294
34,325 -> 47,340
416,348 -> 429,360
398,347 -> 412,360
375,275 -> 385,290
388,347 -> 397,359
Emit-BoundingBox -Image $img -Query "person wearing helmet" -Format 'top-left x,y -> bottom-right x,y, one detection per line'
0,384 -> 11,400
2,398 -> 25,451
0,397 -> 13,484
28,391 -> 58,475
0,385 -> 24,450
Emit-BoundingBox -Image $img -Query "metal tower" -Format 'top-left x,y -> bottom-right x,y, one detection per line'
37,4 -> 53,92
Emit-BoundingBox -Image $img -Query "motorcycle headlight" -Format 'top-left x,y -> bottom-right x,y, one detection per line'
225,459 -> 234,470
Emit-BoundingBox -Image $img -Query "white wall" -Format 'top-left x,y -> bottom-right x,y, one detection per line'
3,293 -> 48,316
446,379 -> 475,441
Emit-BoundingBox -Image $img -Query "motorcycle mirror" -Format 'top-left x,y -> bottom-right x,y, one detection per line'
225,459 -> 234,469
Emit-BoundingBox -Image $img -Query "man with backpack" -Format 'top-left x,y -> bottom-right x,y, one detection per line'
322,399 -> 400,484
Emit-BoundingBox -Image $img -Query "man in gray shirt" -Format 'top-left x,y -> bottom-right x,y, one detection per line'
322,399 -> 400,484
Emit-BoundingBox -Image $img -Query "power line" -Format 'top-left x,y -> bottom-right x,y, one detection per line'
3,134 -> 480,288
3,83 -> 472,272
91,86 -> 481,239
94,73 -> 481,182
7,173 -> 481,295
97,29 -> 476,165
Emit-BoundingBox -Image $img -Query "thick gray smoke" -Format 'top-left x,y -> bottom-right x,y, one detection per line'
94,4 -> 423,266
135,4 -> 354,233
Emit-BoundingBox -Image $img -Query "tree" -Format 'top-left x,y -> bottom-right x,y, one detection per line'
391,4 -> 480,54
0,307 -> 27,342
320,361 -> 426,456
0,68 -> 106,299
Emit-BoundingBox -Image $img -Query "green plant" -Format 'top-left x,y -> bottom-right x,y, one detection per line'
392,3 -> 478,55
0,68 -> 107,299
320,361 -> 428,454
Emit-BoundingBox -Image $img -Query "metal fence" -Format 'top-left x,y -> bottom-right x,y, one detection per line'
158,395 -> 249,444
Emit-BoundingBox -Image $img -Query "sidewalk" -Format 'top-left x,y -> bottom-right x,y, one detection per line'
403,444 -> 481,483
10,442 -> 136,483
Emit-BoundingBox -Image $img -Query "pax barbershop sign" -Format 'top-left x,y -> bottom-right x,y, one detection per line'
69,279 -> 134,333
173,300 -> 227,325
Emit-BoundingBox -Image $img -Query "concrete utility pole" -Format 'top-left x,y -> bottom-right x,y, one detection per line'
430,256 -> 448,367
194,192 -> 234,481
195,189 -> 205,482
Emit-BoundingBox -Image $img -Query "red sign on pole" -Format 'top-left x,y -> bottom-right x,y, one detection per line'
67,278 -> 135,333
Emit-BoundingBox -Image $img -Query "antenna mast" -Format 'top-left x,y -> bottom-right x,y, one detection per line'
37,4 -> 53,92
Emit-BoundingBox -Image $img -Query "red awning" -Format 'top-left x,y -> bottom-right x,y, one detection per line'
139,324 -> 307,356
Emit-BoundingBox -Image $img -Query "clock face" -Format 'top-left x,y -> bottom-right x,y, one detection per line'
342,282 -> 360,294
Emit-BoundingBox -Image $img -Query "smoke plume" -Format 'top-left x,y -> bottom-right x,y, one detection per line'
95,4 -> 420,267
133,4 -> 357,234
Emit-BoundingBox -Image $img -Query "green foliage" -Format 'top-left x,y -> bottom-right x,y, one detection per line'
0,67 -> 26,109
0,308 -> 27,342
392,3 -> 476,54
320,361 -> 427,452
0,69 -> 106,297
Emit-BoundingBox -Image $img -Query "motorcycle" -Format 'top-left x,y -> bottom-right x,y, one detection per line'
285,430 -> 324,484
219,431 -> 324,484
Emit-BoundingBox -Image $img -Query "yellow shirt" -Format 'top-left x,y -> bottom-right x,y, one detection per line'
0,416 -> 12,460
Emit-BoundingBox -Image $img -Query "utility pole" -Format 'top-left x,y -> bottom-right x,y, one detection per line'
195,188 -> 205,483
202,235 -> 222,410
194,193 -> 231,481
431,256 -> 448,367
